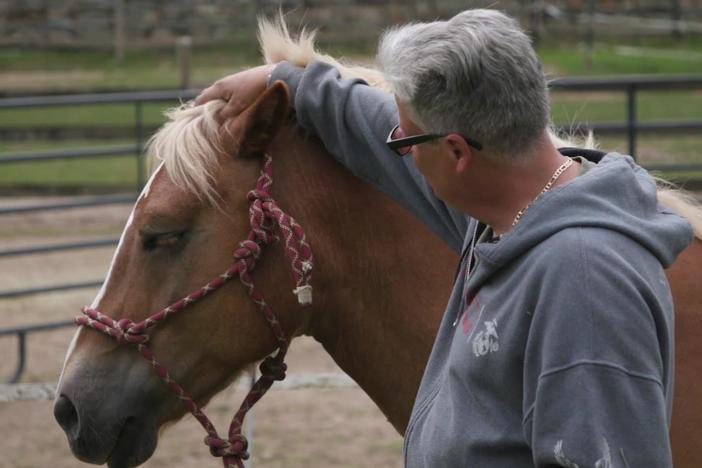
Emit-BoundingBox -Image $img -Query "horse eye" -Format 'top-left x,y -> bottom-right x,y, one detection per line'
143,231 -> 186,252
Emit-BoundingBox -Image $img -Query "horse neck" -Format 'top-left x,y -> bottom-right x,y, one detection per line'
270,126 -> 457,433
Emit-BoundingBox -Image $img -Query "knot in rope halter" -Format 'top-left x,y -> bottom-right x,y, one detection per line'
246,188 -> 272,203
248,197 -> 279,242
113,318 -> 147,345
75,155 -> 313,468
77,308 -> 149,345
204,434 -> 250,460
233,239 -> 262,270
259,355 -> 287,381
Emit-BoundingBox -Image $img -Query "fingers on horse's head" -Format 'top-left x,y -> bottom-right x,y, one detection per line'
225,81 -> 290,156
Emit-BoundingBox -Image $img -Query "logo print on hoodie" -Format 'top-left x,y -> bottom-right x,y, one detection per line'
460,295 -> 481,335
472,319 -> 499,357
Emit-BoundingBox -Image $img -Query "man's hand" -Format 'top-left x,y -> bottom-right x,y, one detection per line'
195,64 -> 276,119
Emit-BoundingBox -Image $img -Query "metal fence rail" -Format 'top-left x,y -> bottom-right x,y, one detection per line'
0,281 -> 105,301
550,74 -> 702,159
0,88 -> 199,192
0,89 -> 200,301
0,237 -> 120,258
0,145 -> 137,164
0,193 -> 137,216
0,320 -> 75,383
0,89 -> 199,108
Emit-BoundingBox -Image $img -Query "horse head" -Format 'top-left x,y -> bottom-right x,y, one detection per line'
54,82 -> 308,468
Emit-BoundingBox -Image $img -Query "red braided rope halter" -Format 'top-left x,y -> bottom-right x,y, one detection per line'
76,155 -> 313,468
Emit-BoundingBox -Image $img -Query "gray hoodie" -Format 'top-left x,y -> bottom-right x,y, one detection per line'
270,60 -> 693,467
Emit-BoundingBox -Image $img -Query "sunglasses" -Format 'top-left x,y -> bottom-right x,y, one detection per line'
385,124 -> 483,156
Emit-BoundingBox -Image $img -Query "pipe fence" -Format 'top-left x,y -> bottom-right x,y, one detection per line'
0,320 -> 74,383
1,74 -> 702,383
549,74 -> 702,159
0,88 -> 199,300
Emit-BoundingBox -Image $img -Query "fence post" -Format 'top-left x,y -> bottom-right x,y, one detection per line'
671,0 -> 682,39
114,0 -> 126,63
626,84 -> 637,160
530,0 -> 545,44
177,36 -> 193,90
585,0 -> 596,70
135,101 -> 144,190
9,332 -> 27,384
245,368 -> 256,468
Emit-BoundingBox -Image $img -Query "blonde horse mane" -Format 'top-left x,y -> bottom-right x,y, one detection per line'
146,99 -> 228,205
657,184 -> 702,238
257,16 -> 389,91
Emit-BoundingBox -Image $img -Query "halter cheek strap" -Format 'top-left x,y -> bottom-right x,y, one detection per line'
76,154 -> 313,468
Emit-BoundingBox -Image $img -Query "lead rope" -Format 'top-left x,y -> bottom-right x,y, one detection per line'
76,155 -> 313,468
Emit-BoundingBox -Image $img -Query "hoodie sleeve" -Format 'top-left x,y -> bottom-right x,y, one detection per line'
269,60 -> 468,251
522,227 -> 674,468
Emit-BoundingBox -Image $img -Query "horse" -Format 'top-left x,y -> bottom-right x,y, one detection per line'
54,19 -> 702,468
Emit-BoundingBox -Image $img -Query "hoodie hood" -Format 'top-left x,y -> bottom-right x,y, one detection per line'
472,153 -> 693,286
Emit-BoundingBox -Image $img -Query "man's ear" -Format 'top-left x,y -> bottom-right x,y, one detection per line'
224,80 -> 290,155
446,134 -> 473,174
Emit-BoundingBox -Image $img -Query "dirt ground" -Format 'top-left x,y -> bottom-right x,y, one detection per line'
0,199 -> 403,468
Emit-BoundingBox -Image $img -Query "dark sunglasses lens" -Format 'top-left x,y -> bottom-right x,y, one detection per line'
391,126 -> 412,156
396,145 -> 412,156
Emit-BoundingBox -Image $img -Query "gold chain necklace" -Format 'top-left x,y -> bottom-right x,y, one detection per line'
511,158 -> 574,227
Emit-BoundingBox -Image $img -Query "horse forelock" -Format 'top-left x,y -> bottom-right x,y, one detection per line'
257,15 -> 390,90
146,100 -> 228,206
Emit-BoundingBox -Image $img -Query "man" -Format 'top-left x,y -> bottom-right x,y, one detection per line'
196,9 -> 692,467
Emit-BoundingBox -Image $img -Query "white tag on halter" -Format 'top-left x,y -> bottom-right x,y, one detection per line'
293,285 -> 313,305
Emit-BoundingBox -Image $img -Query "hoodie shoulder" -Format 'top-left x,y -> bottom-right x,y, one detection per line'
524,225 -> 672,374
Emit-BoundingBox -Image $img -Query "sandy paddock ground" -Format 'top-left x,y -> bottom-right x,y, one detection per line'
0,199 -> 403,468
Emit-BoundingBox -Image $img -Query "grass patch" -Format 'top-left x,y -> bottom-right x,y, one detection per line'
539,42 -> 702,76
0,102 -> 170,127
0,155 -> 139,191
551,90 -> 702,124
0,140 -> 141,192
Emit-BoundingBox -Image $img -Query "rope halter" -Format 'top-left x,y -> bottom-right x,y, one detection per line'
78,311 -> 149,345
205,434 -> 249,460
76,155 -> 313,468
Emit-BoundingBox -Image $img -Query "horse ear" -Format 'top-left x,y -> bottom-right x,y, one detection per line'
236,80 -> 290,155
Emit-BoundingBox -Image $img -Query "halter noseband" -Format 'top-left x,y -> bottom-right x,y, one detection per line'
76,155 -> 313,468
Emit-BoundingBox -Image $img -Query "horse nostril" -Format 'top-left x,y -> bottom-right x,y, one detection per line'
54,394 -> 79,435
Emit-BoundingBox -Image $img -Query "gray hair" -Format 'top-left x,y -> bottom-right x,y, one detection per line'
377,9 -> 549,161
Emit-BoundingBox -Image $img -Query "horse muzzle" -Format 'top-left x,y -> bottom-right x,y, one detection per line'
54,360 -> 162,467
